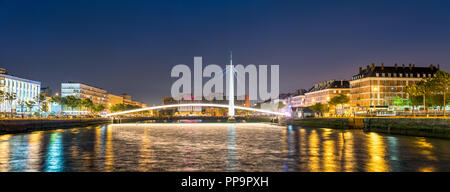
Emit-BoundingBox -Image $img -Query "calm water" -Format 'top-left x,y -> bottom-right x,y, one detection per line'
0,123 -> 450,172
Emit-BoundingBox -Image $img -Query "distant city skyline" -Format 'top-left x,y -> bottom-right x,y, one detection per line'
1,0 -> 449,105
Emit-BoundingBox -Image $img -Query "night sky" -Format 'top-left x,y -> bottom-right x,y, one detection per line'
1,0 -> 449,105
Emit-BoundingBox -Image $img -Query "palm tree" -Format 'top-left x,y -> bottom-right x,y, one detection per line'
0,90 -> 4,117
25,100 -> 36,117
65,96 -> 81,114
41,101 -> 49,115
81,98 -> 94,115
17,99 -> 26,118
50,96 -> 68,115
50,96 -> 61,114
35,94 -> 46,117
92,104 -> 106,114
5,92 -> 16,118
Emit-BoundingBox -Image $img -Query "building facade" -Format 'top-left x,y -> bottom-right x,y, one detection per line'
107,93 -> 124,110
350,63 -> 439,111
0,69 -> 41,113
106,93 -> 147,112
305,80 -> 350,106
61,82 -> 108,105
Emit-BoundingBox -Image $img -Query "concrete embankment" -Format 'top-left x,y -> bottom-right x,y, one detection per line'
363,118 -> 450,139
288,117 -> 450,139
0,117 -> 151,134
287,118 -> 363,129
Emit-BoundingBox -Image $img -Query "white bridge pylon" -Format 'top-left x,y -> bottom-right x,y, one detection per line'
103,103 -> 288,117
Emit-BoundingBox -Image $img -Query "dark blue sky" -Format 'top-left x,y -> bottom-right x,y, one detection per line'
1,0 -> 449,105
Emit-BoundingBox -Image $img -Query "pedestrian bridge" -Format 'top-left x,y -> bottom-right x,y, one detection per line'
103,103 -> 288,117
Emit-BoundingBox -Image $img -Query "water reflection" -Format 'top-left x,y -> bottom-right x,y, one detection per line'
343,132 -> 355,172
45,132 -> 63,172
322,129 -> 337,172
226,124 -> 237,171
366,132 -> 388,172
0,135 -> 11,171
27,132 -> 42,171
138,127 -> 153,171
0,123 -> 449,172
105,125 -> 114,172
308,130 -> 320,171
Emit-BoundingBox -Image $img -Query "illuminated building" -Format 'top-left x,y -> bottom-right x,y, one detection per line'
61,82 -> 108,105
289,89 -> 312,118
305,80 -> 350,106
350,63 -> 439,111
107,93 -> 147,112
290,89 -> 307,108
119,93 -> 147,107
120,94 -> 133,105
0,68 -> 41,113
107,94 -> 123,111
40,87 -> 52,97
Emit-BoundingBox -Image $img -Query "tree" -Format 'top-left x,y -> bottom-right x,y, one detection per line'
0,90 -> 4,117
406,84 -> 419,115
416,79 -> 433,115
392,96 -> 407,111
277,101 -> 285,109
393,96 -> 406,106
5,92 -> 16,118
310,102 -> 329,117
430,70 -> 450,116
35,94 -> 47,117
92,104 -> 106,114
81,98 -> 94,114
25,100 -> 36,117
329,94 -> 350,115
17,99 -> 26,118
65,96 -> 81,113
110,103 -> 125,113
41,101 -> 49,114
50,96 -> 68,115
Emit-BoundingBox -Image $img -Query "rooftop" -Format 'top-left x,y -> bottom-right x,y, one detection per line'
307,80 -> 349,93
62,82 -> 106,91
352,63 -> 440,80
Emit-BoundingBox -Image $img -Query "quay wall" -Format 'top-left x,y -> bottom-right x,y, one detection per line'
289,117 -> 450,139
287,118 -> 363,129
0,117 -> 152,134
363,118 -> 450,139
